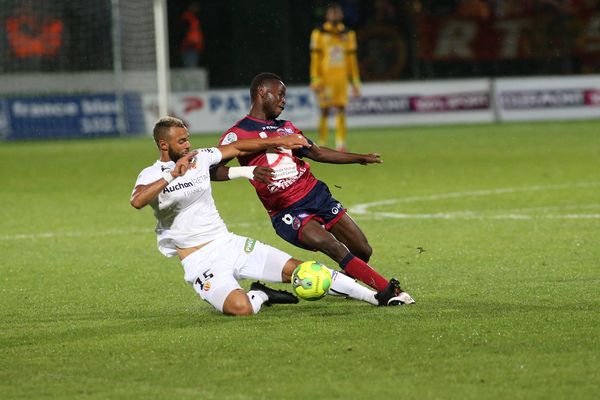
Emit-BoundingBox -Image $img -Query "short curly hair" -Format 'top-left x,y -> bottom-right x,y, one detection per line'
250,72 -> 282,100
153,116 -> 186,145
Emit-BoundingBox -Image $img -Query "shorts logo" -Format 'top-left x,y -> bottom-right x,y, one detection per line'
203,281 -> 211,291
332,203 -> 342,215
282,214 -> 293,225
292,217 -> 301,230
259,132 -> 268,138
244,238 -> 256,253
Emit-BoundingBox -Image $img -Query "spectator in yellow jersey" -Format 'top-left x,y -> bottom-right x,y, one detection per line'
310,3 -> 360,152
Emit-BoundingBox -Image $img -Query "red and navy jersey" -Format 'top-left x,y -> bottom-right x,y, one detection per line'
219,115 -> 318,215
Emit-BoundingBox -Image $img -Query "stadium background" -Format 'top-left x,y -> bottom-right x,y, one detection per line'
1,1 -> 599,399
2,0 -> 600,141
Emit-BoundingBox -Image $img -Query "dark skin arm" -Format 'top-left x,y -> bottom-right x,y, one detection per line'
303,143 -> 382,165
212,142 -> 380,182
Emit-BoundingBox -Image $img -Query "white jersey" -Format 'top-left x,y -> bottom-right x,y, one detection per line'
133,148 -> 229,257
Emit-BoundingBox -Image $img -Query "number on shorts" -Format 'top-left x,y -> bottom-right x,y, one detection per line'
194,269 -> 214,290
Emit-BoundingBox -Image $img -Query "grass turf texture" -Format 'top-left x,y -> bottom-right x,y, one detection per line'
1,120 -> 599,399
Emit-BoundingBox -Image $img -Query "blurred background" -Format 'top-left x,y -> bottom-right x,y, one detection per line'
1,0 -> 599,140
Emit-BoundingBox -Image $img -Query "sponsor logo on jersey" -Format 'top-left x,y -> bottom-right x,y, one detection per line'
163,181 -> 194,193
162,175 -> 208,194
203,281 -> 211,291
267,166 -> 307,193
276,127 -> 295,135
244,238 -> 256,253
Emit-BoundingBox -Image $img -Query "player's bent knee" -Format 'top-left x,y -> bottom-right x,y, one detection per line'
282,258 -> 302,283
222,290 -> 254,316
311,237 -> 349,261
355,243 -> 373,262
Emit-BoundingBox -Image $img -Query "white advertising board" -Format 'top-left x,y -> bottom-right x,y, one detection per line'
346,79 -> 494,127
495,76 -> 600,122
142,87 -> 318,135
142,79 -> 494,134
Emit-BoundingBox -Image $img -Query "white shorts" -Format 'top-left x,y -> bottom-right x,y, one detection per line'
180,233 -> 292,313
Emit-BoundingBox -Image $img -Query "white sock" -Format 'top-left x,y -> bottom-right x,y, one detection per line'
326,267 -> 378,306
246,290 -> 268,314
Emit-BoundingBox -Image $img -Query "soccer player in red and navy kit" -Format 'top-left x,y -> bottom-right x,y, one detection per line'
215,73 -> 415,306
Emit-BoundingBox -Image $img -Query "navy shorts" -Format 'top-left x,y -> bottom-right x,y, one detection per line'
271,181 -> 346,250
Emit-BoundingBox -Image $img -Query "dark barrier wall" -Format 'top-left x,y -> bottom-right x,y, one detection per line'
2,0 -> 599,87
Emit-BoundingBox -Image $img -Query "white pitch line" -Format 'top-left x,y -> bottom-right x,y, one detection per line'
0,222 -> 253,241
350,182 -> 600,215
355,212 -> 600,220
0,228 -> 153,241
349,183 -> 600,220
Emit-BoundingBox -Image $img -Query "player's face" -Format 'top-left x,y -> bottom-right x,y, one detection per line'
326,7 -> 343,23
263,80 -> 287,120
164,126 -> 191,161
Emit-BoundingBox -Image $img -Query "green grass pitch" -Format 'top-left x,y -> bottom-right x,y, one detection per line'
1,120 -> 599,399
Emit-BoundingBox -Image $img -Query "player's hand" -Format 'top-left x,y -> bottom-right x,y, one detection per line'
280,134 -> 309,149
252,166 -> 275,184
351,84 -> 361,98
310,82 -> 322,93
172,150 -> 198,177
358,153 -> 382,165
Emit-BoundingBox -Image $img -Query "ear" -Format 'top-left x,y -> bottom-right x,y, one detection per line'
158,138 -> 169,151
258,84 -> 267,98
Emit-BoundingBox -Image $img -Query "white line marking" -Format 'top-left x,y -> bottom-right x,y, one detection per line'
349,183 -> 600,220
0,222 -> 253,241
357,212 -> 600,220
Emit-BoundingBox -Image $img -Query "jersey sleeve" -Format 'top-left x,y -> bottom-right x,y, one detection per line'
346,30 -> 360,84
132,166 -> 160,195
134,167 -> 159,186
195,147 -> 223,168
219,130 -> 239,145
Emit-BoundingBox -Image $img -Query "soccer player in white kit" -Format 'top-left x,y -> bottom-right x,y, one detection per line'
131,117 -> 401,316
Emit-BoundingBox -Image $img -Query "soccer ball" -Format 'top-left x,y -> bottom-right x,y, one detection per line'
291,261 -> 332,301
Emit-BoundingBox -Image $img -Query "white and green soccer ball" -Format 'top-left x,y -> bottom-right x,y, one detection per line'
291,261 -> 332,301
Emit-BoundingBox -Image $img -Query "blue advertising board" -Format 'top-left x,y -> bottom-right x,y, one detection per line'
0,93 -> 146,140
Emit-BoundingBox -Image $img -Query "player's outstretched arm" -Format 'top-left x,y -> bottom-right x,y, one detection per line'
217,134 -> 309,159
304,144 -> 382,165
130,150 -> 198,209
210,164 -> 275,184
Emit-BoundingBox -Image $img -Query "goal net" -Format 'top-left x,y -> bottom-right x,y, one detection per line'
0,0 -> 158,139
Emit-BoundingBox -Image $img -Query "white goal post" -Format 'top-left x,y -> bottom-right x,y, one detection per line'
153,0 -> 170,119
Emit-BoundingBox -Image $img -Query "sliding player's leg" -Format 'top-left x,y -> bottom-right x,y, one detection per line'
181,234 -> 294,316
299,220 -> 390,292
238,234 -> 389,306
